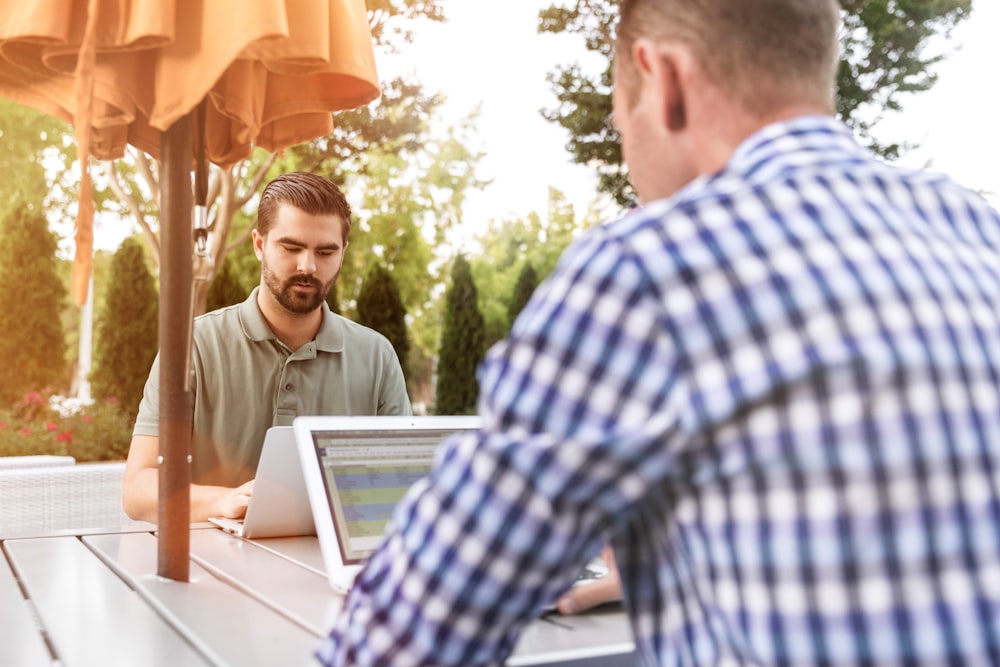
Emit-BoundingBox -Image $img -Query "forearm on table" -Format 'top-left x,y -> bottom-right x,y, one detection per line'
122,467 -> 242,523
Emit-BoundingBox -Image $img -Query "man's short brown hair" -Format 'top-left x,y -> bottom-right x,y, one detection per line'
617,0 -> 840,114
256,172 -> 352,241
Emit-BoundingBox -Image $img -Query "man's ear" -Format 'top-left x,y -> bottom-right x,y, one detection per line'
251,229 -> 264,260
633,38 -> 687,132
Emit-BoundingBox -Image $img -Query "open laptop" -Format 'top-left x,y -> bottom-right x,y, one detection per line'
293,415 -> 481,592
208,426 -> 316,539
294,415 -> 610,598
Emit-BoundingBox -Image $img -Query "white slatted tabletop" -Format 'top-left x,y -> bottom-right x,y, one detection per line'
1,526 -> 636,666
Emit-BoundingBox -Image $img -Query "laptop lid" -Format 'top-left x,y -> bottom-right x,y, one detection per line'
208,426 -> 316,539
293,415 -> 481,592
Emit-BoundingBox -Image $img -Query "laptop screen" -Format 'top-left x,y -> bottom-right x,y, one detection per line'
308,425 -> 468,564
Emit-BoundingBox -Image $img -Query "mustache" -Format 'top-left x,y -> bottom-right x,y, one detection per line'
285,274 -> 322,289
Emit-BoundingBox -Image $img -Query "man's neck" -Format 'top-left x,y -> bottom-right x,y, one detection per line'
691,97 -> 832,179
255,289 -> 322,352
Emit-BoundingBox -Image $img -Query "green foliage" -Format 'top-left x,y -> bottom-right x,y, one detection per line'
435,256 -> 485,415
0,206 -> 68,405
206,240 -> 256,312
0,99 -> 75,215
323,107 -> 486,400
508,262 -> 539,325
366,0 -> 446,50
538,0 -> 972,205
357,263 -> 411,379
89,237 -> 159,421
326,282 -> 342,315
469,189 -> 595,346
0,391 -> 133,461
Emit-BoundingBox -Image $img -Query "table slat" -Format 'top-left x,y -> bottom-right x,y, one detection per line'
85,532 -> 321,666
243,532 -> 638,666
509,608 -> 637,666
5,536 -> 211,667
188,529 -> 341,636
251,534 -> 327,576
0,542 -> 52,666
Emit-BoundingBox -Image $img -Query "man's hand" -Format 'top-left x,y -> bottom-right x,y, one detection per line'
556,544 -> 623,615
213,480 -> 254,519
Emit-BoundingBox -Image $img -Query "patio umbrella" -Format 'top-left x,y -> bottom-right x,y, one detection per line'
0,0 -> 380,580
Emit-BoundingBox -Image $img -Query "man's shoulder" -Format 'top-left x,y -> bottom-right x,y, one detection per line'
327,312 -> 391,345
194,300 -> 246,330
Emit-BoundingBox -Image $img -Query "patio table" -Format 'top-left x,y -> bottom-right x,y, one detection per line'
1,524 -> 636,666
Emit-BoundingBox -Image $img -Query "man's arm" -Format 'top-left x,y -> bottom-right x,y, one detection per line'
122,434 -> 254,523
556,544 -> 623,615
318,228 -> 678,665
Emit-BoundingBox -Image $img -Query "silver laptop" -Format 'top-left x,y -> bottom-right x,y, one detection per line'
293,415 -> 481,592
208,426 -> 316,539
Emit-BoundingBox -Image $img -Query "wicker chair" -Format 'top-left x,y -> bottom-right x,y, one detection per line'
0,461 -> 140,538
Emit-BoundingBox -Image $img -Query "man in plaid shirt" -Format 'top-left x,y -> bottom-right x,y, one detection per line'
319,0 -> 1000,664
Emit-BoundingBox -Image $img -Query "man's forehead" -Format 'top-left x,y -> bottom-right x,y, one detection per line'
265,204 -> 347,244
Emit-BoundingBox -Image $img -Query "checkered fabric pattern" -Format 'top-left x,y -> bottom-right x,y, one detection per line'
318,116 -> 1000,666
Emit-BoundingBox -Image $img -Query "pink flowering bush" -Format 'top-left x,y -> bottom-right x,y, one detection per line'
0,390 -> 133,461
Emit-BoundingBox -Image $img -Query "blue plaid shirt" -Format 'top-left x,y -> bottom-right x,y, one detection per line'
318,116 -> 1000,666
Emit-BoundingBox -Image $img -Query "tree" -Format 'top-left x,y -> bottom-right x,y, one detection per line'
0,206 -> 68,404
538,0 -> 973,206
89,236 -> 159,421
508,262 -> 539,325
205,238 -> 256,312
435,256 -> 485,415
357,263 -> 410,380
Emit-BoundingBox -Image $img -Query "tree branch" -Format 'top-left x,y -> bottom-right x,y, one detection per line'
102,160 -> 160,268
133,149 -> 159,203
235,152 -> 278,208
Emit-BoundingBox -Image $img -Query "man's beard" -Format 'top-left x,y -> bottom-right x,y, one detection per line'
262,263 -> 335,315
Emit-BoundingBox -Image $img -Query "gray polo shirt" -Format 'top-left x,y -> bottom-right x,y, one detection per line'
133,287 -> 411,486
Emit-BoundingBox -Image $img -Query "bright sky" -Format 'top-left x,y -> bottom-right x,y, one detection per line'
384,0 -> 1000,236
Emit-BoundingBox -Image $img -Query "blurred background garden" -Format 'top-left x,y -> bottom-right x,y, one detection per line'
0,0 -> 985,461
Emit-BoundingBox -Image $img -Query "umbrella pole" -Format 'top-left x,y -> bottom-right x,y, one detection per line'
157,112 -> 194,581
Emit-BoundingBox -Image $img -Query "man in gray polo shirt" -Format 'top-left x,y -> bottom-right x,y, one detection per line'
123,172 -> 411,523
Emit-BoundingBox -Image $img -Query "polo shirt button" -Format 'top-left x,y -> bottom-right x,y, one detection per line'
284,383 -> 293,391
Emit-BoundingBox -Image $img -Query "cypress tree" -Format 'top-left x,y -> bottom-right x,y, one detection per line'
0,205 -> 67,403
357,263 -> 409,379
435,255 -> 486,415
90,236 -> 159,421
206,237 -> 257,312
507,262 -> 539,327
326,281 -> 341,315
206,252 -> 251,312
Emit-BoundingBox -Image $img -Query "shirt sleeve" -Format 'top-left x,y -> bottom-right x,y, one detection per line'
318,225 -> 683,666
375,337 -> 413,416
130,352 -> 161,437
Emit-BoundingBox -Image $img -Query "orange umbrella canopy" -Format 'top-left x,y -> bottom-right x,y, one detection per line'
0,0 -> 379,164
0,0 -> 381,301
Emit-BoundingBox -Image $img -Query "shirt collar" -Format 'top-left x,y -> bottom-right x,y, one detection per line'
239,286 -> 345,352
725,114 -> 866,178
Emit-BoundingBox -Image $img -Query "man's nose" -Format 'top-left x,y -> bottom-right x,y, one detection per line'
297,252 -> 316,274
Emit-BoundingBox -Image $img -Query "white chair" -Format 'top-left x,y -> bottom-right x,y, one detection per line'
0,462 -> 139,538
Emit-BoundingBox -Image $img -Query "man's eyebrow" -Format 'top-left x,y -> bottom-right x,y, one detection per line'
274,236 -> 342,250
